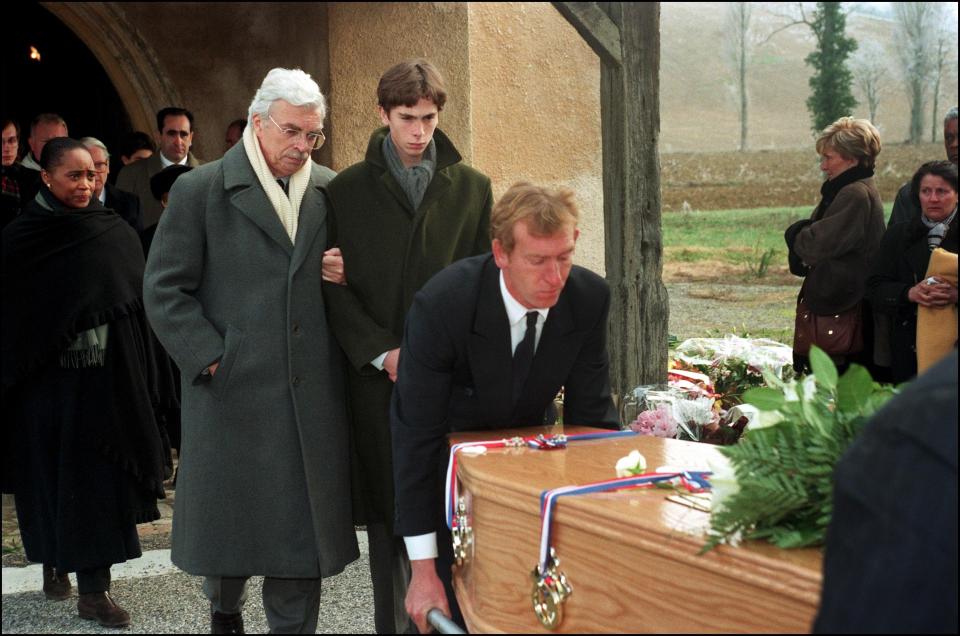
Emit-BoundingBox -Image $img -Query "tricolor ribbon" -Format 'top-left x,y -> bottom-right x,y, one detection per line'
445,430 -> 639,531
536,470 -> 712,575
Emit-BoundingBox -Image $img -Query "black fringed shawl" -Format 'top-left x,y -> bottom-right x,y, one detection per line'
2,191 -> 166,500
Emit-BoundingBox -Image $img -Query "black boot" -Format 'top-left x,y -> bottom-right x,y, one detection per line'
42,565 -> 71,601
78,591 -> 131,628
211,606 -> 245,634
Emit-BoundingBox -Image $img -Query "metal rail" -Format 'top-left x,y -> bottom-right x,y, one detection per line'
427,609 -> 466,634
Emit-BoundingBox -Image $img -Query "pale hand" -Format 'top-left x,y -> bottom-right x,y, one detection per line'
208,361 -> 220,376
406,559 -> 450,634
384,348 -> 400,382
322,247 -> 346,285
908,281 -> 958,307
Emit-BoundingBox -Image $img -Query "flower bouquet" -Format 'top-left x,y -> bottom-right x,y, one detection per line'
703,347 -> 897,552
672,336 -> 794,408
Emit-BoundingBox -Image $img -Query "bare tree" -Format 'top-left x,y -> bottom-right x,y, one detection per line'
893,2 -> 943,144
849,40 -> 889,123
724,2 -> 753,151
929,26 -> 957,142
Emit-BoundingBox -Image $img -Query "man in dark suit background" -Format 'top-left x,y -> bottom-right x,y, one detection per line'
391,182 -> 619,632
116,107 -> 201,232
81,137 -> 142,233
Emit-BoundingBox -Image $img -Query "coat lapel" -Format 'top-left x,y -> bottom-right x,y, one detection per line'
224,145 -> 293,256
378,170 -> 415,217
905,237 -> 933,282
467,260 -> 514,418
289,168 -> 327,276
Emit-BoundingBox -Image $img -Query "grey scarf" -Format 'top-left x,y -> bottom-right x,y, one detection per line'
921,206 -> 958,251
383,134 -> 436,211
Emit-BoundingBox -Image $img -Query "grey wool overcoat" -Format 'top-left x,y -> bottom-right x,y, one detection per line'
143,142 -> 358,578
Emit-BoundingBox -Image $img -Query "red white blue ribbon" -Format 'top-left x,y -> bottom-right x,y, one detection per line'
445,430 -> 639,531
536,470 -> 712,574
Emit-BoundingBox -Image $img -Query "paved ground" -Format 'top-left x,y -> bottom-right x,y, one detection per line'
2,488 -> 376,634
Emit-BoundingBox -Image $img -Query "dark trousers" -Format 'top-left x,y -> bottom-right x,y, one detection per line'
203,575 -> 322,634
76,566 -> 111,594
367,522 -> 415,634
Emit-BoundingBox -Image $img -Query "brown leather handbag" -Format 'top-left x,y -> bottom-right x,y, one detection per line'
793,296 -> 864,357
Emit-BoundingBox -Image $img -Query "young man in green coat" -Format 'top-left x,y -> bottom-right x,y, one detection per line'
322,59 -> 493,633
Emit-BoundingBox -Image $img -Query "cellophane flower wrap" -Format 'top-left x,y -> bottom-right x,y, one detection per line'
673,336 -> 794,408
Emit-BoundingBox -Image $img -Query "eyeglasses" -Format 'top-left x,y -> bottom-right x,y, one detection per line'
93,161 -> 109,172
267,115 -> 325,150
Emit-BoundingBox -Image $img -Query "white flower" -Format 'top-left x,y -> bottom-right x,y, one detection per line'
707,453 -> 740,515
615,450 -> 647,477
673,397 -> 715,426
749,408 -> 784,430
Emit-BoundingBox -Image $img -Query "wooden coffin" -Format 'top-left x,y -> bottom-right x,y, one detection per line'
449,425 -> 822,633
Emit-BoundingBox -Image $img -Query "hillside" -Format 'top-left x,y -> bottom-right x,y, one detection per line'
660,2 -> 959,152
662,141 -> 944,211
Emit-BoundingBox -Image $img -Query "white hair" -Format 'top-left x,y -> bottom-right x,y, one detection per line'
79,136 -> 109,159
247,68 -> 326,122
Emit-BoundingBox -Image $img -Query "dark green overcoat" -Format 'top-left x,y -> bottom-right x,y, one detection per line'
323,127 -> 492,528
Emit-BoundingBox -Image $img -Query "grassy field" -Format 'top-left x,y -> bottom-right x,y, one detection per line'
661,202 -> 892,344
655,140 -> 939,342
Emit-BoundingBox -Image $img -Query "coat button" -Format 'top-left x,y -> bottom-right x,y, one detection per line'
292,323 -> 302,336
292,376 -> 301,387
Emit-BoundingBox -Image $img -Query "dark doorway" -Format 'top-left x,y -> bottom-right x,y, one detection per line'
1,2 -> 132,180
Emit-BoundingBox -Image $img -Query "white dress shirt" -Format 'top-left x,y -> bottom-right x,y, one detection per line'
160,152 -> 190,169
404,271 -> 550,560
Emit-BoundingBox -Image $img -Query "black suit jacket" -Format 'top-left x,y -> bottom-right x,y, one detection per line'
104,183 -> 143,234
391,254 -> 618,537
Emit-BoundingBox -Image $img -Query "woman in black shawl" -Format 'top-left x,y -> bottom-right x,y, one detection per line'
2,138 -> 168,628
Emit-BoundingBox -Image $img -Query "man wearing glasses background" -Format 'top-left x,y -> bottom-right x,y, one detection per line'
117,106 -> 202,233
144,68 -> 357,634
322,58 -> 493,634
79,137 -> 142,233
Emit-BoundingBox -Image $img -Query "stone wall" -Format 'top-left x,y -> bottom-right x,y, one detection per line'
115,2 -> 331,163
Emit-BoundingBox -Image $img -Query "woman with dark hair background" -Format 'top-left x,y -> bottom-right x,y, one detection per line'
2,137 -> 168,628
867,160 -> 959,383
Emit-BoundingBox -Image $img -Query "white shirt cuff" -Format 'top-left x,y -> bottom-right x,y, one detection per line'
370,351 -> 389,370
404,532 -> 438,560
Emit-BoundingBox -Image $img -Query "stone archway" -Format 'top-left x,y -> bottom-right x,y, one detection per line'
40,1 -> 181,135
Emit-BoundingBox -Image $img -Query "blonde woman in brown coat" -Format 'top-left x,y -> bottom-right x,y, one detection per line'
785,117 -> 886,377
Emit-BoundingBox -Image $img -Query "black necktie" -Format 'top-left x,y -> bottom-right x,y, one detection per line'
276,178 -> 288,196
512,311 -> 539,404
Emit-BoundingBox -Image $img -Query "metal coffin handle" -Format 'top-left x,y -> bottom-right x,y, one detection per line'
427,609 -> 466,634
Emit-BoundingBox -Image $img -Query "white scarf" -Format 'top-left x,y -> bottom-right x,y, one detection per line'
242,121 -> 311,244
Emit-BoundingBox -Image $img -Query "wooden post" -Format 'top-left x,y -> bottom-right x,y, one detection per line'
554,2 -> 667,398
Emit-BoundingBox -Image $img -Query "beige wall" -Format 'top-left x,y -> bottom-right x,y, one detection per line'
467,3 -> 604,275
116,2 -> 331,163
327,2 -> 472,171
106,2 -> 605,272
328,2 -> 604,274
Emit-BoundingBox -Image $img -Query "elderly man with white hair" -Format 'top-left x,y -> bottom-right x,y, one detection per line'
144,68 -> 357,634
79,136 -> 143,232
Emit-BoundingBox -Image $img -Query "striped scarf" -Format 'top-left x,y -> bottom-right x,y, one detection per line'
921,206 -> 958,251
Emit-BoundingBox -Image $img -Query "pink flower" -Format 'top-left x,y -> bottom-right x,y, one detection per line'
629,404 -> 677,438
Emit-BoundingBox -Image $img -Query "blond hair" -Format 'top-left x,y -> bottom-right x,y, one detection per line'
490,183 -> 579,252
815,117 -> 882,170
